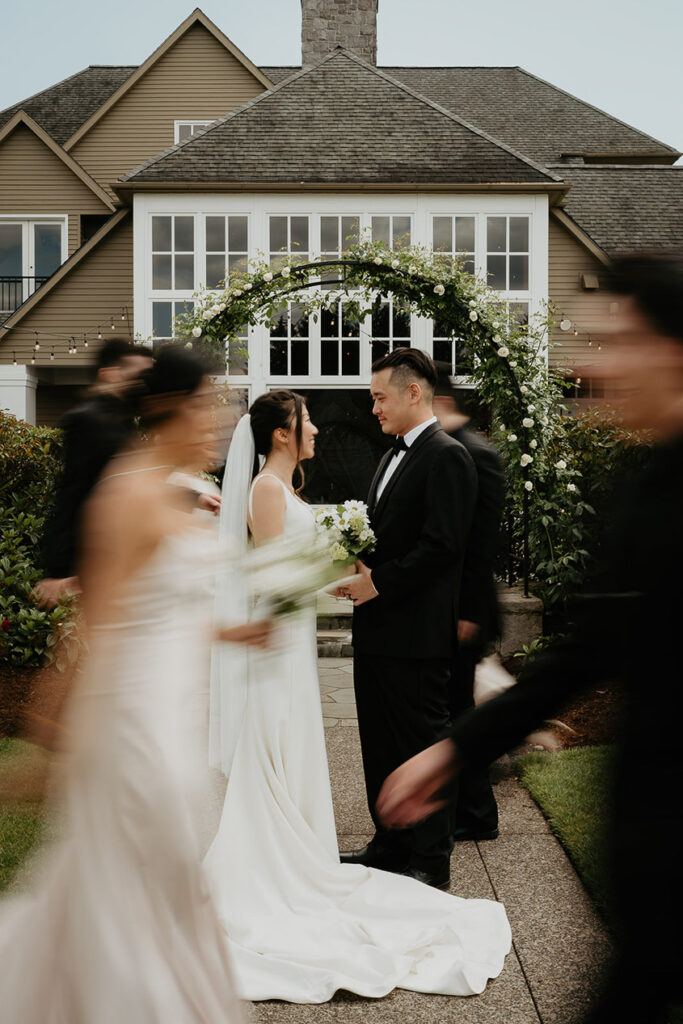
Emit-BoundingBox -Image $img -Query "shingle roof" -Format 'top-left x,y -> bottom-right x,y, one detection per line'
558,167 -> 683,256
263,65 -> 680,165
122,50 -> 558,186
0,66 -> 136,145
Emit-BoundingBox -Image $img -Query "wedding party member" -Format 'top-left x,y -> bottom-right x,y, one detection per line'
205,389 -> 511,1004
0,346 -> 270,1024
433,364 -> 503,842
340,348 -> 477,890
34,338 -> 152,609
377,254 -> 683,1024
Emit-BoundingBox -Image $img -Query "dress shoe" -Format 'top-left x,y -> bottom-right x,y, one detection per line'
339,843 -> 408,872
452,825 -> 499,842
401,865 -> 450,890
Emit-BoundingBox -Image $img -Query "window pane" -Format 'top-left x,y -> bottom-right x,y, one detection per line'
174,300 -> 194,320
433,217 -> 452,252
291,339 -> 308,375
392,216 -> 411,248
509,302 -> 529,326
342,306 -> 359,338
487,254 -> 507,290
372,339 -> 389,363
321,216 -> 339,253
152,216 -> 172,252
463,257 -> 475,276
270,307 -> 288,336
433,338 -> 454,366
290,304 -> 309,337
341,338 -> 360,375
371,216 -> 390,247
206,254 -> 226,288
487,217 -> 507,252
510,217 -> 529,252
228,254 -> 248,278
455,216 -> 475,252
0,223 -> 23,276
393,303 -> 411,338
270,339 -> 287,374
34,224 -> 62,278
290,217 -> 308,253
372,300 -> 390,336
456,339 -> 474,376
341,216 -> 360,248
152,254 -> 172,290
228,216 -> 248,252
174,254 -> 194,290
206,216 -> 225,252
321,338 -> 338,375
270,216 -> 287,253
177,124 -> 192,142
227,340 -> 248,375
152,301 -> 172,338
174,216 -> 194,252
509,254 -> 529,291
321,306 -> 336,337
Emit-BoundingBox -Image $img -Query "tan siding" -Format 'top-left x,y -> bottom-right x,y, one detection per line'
71,24 -> 266,195
0,215 -> 134,367
548,217 -> 609,373
0,125 -> 110,254
36,383 -> 84,427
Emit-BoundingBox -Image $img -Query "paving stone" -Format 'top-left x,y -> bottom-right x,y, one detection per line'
323,719 -> 339,728
323,702 -> 357,719
327,688 -> 356,704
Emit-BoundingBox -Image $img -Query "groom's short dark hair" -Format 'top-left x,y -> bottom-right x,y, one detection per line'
372,348 -> 437,397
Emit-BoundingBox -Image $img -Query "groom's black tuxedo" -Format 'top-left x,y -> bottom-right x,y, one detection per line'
352,421 -> 477,873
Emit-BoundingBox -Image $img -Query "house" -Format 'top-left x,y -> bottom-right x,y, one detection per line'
1,2 -> 681,495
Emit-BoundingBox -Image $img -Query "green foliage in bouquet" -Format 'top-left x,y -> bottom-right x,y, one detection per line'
314,501 -> 376,569
0,413 -> 77,668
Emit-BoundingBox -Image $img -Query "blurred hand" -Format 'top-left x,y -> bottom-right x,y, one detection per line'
219,620 -> 274,648
457,619 -> 480,645
32,577 -> 80,609
197,493 -> 221,515
376,738 -> 458,829
341,563 -> 377,607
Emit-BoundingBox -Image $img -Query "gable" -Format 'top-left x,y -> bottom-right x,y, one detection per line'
68,22 -> 269,196
0,121 -> 112,254
122,51 -> 561,189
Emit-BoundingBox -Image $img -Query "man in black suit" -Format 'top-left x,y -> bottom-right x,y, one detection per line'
433,365 -> 504,841
339,347 -> 477,889
377,255 -> 683,1023
34,339 -> 153,608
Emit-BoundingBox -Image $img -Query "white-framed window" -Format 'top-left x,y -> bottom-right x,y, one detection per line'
320,302 -> 361,377
174,120 -> 212,144
371,214 -> 411,250
269,215 -> 309,269
205,215 -> 248,288
320,214 -> 360,288
0,216 -> 67,314
370,297 -> 412,363
432,215 -> 475,275
486,215 -> 529,292
152,215 -> 194,291
151,299 -> 195,342
269,301 -> 310,377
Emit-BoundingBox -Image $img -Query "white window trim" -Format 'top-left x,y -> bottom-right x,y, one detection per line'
134,193 -> 549,396
0,214 -> 68,310
173,120 -> 213,144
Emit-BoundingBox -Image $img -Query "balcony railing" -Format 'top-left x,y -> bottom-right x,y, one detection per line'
0,276 -> 50,320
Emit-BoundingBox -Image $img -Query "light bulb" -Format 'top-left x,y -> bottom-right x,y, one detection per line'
12,352 -> 17,365
50,348 -> 54,361
98,327 -> 102,339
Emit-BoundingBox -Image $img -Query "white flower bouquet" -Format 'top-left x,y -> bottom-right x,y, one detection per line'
244,533 -> 336,618
314,500 -> 377,569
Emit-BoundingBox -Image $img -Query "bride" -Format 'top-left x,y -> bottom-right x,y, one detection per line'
205,389 -> 511,1004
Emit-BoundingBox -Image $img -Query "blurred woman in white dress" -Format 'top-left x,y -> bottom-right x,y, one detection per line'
0,346 -> 269,1024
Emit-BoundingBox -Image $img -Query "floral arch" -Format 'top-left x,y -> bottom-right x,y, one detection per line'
180,239 -> 589,606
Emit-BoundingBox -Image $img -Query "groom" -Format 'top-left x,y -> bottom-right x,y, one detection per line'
339,347 -> 477,888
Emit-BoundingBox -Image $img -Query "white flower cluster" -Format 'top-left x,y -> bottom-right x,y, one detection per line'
244,533 -> 336,618
315,499 -> 376,564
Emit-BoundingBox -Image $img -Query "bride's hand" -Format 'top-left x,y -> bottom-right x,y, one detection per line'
216,620 -> 274,648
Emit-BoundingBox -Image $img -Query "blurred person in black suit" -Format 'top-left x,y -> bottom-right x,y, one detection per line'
34,339 -> 152,608
433,365 -> 504,841
378,253 -> 683,1024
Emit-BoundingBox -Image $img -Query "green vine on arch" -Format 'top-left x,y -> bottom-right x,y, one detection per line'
178,238 -> 592,608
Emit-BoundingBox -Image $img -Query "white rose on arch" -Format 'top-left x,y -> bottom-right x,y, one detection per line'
281,267 -> 291,277
530,439 -> 538,449
469,310 -> 478,321
555,459 -> 567,471
497,346 -> 509,358
520,453 -> 533,467
374,256 -> 383,266
523,417 -> 535,428
191,326 -> 202,338
469,299 -> 477,309
434,284 -> 445,295
391,259 -> 400,269
263,272 -> 273,282
508,433 -> 518,442
567,483 -> 577,492
524,480 -> 534,492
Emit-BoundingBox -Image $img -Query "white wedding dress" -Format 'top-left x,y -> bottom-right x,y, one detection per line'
205,472 -> 512,1004
0,521 -> 243,1024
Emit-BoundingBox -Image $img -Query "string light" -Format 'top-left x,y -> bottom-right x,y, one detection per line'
50,347 -> 54,361
98,326 -> 102,339
83,333 -> 88,349
12,351 -> 17,366
31,352 -> 36,365
121,307 -> 126,321
34,331 -> 40,351
110,318 -> 115,330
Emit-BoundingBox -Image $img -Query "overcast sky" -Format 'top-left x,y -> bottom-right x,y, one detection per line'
3,0 -> 681,158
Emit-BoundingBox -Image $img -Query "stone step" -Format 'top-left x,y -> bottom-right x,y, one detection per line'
317,614 -> 353,631
317,629 -> 353,658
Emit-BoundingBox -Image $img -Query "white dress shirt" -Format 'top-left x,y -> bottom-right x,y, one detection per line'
374,416 -> 437,501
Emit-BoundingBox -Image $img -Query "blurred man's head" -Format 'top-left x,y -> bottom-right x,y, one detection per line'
95,339 -> 153,397
432,362 -> 469,433
370,348 -> 437,436
602,253 -> 683,436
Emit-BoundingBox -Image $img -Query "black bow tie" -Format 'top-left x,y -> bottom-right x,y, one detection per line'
392,436 -> 409,455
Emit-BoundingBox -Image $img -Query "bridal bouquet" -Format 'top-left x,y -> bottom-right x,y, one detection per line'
314,500 -> 376,569
244,533 -> 336,618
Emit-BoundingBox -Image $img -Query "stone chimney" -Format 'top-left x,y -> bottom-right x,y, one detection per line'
301,0 -> 378,66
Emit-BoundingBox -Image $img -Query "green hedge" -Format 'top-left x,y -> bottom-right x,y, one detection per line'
0,413 -> 76,668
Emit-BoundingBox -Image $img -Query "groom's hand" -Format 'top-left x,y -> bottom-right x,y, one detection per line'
343,563 -> 378,607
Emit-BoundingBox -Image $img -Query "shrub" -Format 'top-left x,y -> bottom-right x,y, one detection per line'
0,413 -> 75,669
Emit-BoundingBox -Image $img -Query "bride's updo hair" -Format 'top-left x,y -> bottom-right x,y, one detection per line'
249,389 -> 307,491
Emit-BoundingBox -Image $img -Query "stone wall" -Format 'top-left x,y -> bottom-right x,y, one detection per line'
301,0 -> 378,66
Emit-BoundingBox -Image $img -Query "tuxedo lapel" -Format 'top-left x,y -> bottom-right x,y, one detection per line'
368,448 -> 394,515
372,422 -> 441,524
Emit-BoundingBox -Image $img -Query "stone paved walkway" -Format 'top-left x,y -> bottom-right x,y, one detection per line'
249,658 -> 611,1024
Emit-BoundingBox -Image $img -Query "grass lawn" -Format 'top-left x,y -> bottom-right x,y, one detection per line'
0,738 -> 46,892
516,745 -> 615,922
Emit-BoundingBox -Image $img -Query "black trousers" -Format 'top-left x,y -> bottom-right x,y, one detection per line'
449,643 -> 498,834
353,653 -> 453,872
